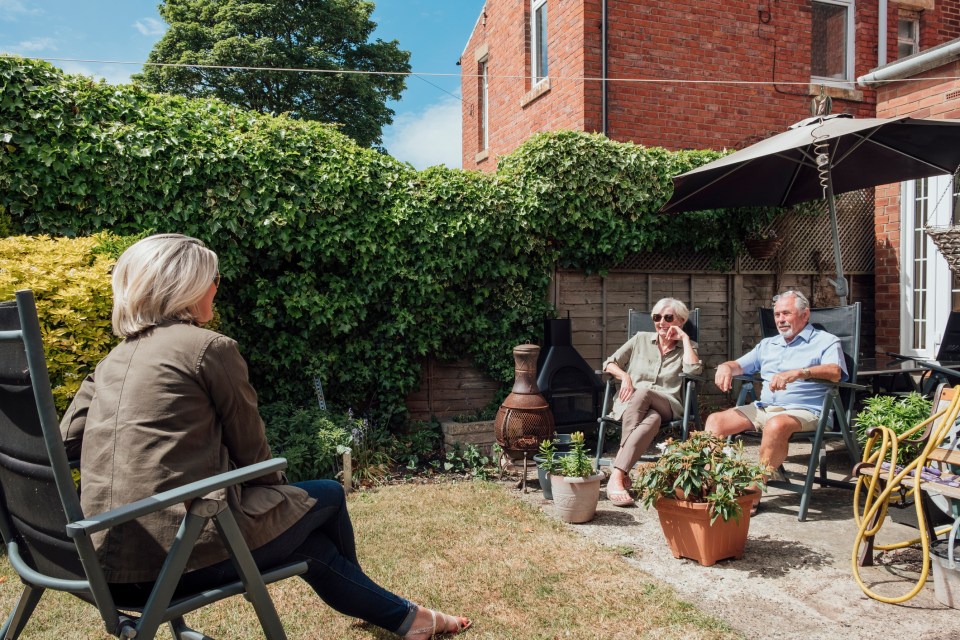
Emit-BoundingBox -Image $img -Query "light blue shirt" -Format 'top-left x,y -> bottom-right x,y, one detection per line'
736,323 -> 848,416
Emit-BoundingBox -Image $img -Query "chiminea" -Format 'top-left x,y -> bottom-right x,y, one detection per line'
536,319 -> 602,435
495,344 -> 555,461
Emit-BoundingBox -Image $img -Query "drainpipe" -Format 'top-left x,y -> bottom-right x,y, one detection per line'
858,39 -> 960,85
878,0 -> 888,68
602,0 -> 608,135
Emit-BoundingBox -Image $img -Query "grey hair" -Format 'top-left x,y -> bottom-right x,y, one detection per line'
111,234 -> 219,337
773,290 -> 810,312
651,297 -> 690,324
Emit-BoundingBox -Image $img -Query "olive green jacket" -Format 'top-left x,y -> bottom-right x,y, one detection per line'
60,322 -> 315,583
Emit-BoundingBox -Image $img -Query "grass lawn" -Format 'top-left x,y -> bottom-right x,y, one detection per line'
0,481 -> 742,639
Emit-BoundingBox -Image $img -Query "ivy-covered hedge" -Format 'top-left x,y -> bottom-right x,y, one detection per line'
0,57 -> 776,424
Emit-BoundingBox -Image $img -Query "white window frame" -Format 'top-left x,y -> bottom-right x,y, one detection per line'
810,0 -> 855,86
479,58 -> 489,151
901,176 -> 955,358
531,0 -> 548,84
897,17 -> 920,59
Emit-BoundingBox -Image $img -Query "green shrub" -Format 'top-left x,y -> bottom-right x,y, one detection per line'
855,392 -> 932,465
0,234 -> 119,410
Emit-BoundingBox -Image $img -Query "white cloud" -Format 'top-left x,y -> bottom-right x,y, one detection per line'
0,0 -> 39,21
13,36 -> 56,52
383,96 -> 462,170
133,17 -> 166,37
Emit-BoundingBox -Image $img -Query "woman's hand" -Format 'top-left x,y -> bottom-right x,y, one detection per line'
665,325 -> 688,342
617,376 -> 635,403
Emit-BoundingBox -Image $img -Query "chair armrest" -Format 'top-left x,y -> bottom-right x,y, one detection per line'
679,372 -> 705,383
65,458 -> 288,538
733,374 -> 760,383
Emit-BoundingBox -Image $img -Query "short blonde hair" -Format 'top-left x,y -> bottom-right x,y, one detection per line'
651,298 -> 689,324
111,234 -> 219,337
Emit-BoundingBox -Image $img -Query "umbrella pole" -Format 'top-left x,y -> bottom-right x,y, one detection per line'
824,174 -> 849,306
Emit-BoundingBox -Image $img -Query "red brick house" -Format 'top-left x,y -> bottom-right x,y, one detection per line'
462,1 -> 960,169
861,36 -> 960,359
409,1 -> 960,420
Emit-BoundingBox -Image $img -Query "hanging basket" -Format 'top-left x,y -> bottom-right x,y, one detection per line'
926,226 -> 960,273
743,237 -> 783,261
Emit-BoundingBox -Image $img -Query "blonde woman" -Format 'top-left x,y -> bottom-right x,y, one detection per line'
61,234 -> 469,639
602,298 -> 702,506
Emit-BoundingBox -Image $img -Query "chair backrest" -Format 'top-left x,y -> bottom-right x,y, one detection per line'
0,293 -> 87,582
628,307 -> 699,342
758,302 -> 861,419
936,310 -> 960,362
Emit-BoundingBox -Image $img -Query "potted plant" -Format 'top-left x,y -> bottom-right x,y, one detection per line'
855,392 -> 931,466
547,432 -> 604,523
743,227 -> 782,260
633,431 -> 767,566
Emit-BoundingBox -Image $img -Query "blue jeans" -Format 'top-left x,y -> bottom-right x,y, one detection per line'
111,480 -> 416,635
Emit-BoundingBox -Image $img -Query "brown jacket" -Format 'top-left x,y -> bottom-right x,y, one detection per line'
60,322 -> 315,583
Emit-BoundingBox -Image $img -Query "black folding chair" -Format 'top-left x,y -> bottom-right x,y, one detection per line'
595,308 -> 703,468
736,303 -> 865,521
0,289 -> 307,639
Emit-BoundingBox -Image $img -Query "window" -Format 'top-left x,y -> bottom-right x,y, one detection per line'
898,17 -> 919,60
531,0 -> 548,84
478,58 -> 489,151
810,0 -> 854,83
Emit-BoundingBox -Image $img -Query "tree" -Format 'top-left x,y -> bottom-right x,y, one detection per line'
134,0 -> 411,148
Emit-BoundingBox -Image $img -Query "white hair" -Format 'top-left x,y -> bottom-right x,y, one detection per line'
773,290 -> 810,312
651,297 -> 690,324
111,234 -> 219,337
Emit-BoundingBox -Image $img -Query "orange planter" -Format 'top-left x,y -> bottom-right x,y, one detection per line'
654,492 -> 755,566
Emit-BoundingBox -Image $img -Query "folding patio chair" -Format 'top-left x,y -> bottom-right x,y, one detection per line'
0,289 -> 307,640
734,303 -> 865,521
595,308 -> 703,468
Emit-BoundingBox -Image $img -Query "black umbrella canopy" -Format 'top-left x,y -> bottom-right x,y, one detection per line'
660,114 -> 960,214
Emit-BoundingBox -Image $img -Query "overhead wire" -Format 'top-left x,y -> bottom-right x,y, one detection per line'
10,53 -> 960,87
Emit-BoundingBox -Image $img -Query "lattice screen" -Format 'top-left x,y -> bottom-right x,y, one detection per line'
617,190 -> 875,273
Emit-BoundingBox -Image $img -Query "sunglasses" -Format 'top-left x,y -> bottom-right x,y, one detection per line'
651,314 -> 675,323
213,272 -> 221,288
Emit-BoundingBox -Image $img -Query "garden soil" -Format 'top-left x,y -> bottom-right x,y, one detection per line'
507,441 -> 960,640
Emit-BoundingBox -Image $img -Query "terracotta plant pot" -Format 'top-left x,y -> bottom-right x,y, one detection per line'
654,492 -> 756,566
549,472 -> 603,523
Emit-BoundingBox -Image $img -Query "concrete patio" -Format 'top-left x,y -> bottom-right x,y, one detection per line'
513,441 -> 959,640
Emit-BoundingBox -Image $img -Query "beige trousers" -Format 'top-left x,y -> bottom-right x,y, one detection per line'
613,387 -> 674,474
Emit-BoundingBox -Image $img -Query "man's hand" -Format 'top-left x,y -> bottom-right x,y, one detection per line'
768,369 -> 804,391
715,362 -> 735,392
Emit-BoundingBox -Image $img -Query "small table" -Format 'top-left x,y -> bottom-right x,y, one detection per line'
857,358 -> 960,396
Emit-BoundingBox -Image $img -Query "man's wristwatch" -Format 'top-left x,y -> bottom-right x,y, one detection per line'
800,367 -> 811,379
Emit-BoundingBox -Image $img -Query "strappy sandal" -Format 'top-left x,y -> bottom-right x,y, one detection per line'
404,607 -> 471,639
607,488 -> 635,507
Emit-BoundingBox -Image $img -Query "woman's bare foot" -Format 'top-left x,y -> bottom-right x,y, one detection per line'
403,605 -> 471,639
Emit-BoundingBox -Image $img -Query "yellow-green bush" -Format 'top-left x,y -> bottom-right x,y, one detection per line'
0,235 -> 116,410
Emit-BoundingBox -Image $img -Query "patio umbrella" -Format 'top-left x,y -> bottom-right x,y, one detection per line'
659,114 -> 960,304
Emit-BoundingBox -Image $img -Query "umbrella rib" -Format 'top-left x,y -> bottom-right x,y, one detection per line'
665,162 -> 755,210
834,131 -> 958,174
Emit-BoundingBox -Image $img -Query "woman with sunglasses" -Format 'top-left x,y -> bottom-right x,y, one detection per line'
60,234 -> 469,639
601,298 -> 702,506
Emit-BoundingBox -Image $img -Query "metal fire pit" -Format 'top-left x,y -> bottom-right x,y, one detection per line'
495,344 -> 555,462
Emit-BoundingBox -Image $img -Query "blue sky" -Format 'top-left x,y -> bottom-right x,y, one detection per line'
0,0 -> 486,169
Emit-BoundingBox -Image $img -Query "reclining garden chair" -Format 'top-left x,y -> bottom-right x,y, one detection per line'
852,382 -> 960,603
735,303 -> 864,521
0,290 -> 307,640
884,310 -> 960,396
595,308 -> 703,468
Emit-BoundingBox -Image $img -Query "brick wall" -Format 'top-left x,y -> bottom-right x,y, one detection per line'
461,0 -> 899,170
873,58 -> 960,355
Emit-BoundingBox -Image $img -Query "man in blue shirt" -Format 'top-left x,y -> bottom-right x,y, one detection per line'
706,290 -> 846,509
